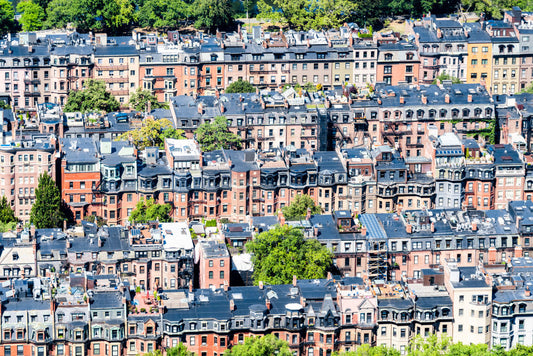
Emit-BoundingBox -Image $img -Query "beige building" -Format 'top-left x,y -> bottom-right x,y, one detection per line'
444,259 -> 492,345
94,34 -> 140,108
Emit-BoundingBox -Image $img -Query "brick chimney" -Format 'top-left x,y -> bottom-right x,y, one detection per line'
230,299 -> 235,311
406,224 -> 412,234
526,287 -> 531,297
361,226 -> 367,236
197,102 -> 203,115
431,222 -> 435,232
278,209 -> 285,226
445,94 -> 450,103
515,245 -> 523,258
292,275 -> 297,286
306,207 -> 312,220
467,94 -> 473,103
400,96 -> 405,104
259,281 -> 264,289
327,272 -> 332,280
265,298 -> 271,310
471,222 -> 477,231
189,283 -> 193,293
30,224 -> 35,239
421,95 -> 427,105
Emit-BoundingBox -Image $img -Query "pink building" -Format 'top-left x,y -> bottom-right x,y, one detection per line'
197,240 -> 230,289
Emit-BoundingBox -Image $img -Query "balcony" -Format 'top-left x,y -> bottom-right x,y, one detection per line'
24,91 -> 40,97
24,79 -> 40,85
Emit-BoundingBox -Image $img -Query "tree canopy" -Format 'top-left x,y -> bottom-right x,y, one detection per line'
129,88 -> 168,112
225,79 -> 256,94
195,116 -> 242,152
64,80 -> 120,113
129,198 -> 172,223
258,0 -> 357,30
30,173 -> 65,229
143,343 -> 195,356
17,0 -> 46,31
0,196 -> 18,233
192,0 -> 234,33
0,0 -> 15,36
116,117 -> 185,150
137,0 -> 191,29
246,225 -> 333,285
224,335 -> 292,356
281,194 -> 321,219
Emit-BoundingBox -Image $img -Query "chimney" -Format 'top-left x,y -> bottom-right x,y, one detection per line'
471,222 -> 477,231
63,219 -> 67,231
230,299 -> 235,311
517,216 -> 522,229
292,275 -> 297,287
400,96 -> 405,104
306,207 -> 312,220
377,98 -> 382,105
406,224 -> 412,234
421,95 -> 427,105
278,209 -> 285,226
526,287 -> 531,297
98,236 -> 103,247
223,282 -> 228,292
307,38 -> 310,48
215,90 -> 220,99
265,298 -> 271,310
197,102 -> 203,114
488,246 -> 497,264
28,45 -> 33,53
189,283 -> 193,292
361,226 -> 367,236
220,103 -> 225,113
515,245 -> 523,258
66,239 -> 71,248
431,222 -> 435,232
468,94 -> 473,103
30,224 -> 35,239
327,271 -> 332,280
12,120 -> 17,141
445,94 -> 450,103
349,34 -> 353,47
259,281 -> 264,289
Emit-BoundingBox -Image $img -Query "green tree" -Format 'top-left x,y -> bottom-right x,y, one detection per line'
64,80 -> 120,113
129,88 -> 168,112
129,198 -> 172,223
0,0 -> 15,36
195,116 -> 242,151
408,334 -> 451,356
225,79 -> 256,94
246,225 -> 333,285
137,0 -> 190,28
116,117 -> 185,150
340,344 -> 400,356
0,196 -> 17,225
192,0 -> 234,33
224,335 -> 292,356
141,343 -> 195,356
281,194 -> 321,220
432,73 -> 462,84
43,0 -> 72,28
257,0 -> 356,30
0,100 -> 10,110
30,173 -> 65,229
17,0 -> 46,31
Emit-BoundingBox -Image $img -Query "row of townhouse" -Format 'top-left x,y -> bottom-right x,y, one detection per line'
2,248 -> 533,356
1,82 -> 533,225
4,7 -> 533,112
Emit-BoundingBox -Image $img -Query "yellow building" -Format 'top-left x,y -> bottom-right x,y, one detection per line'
465,23 -> 493,90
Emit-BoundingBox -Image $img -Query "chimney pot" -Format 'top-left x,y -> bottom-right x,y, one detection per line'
292,275 -> 297,286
